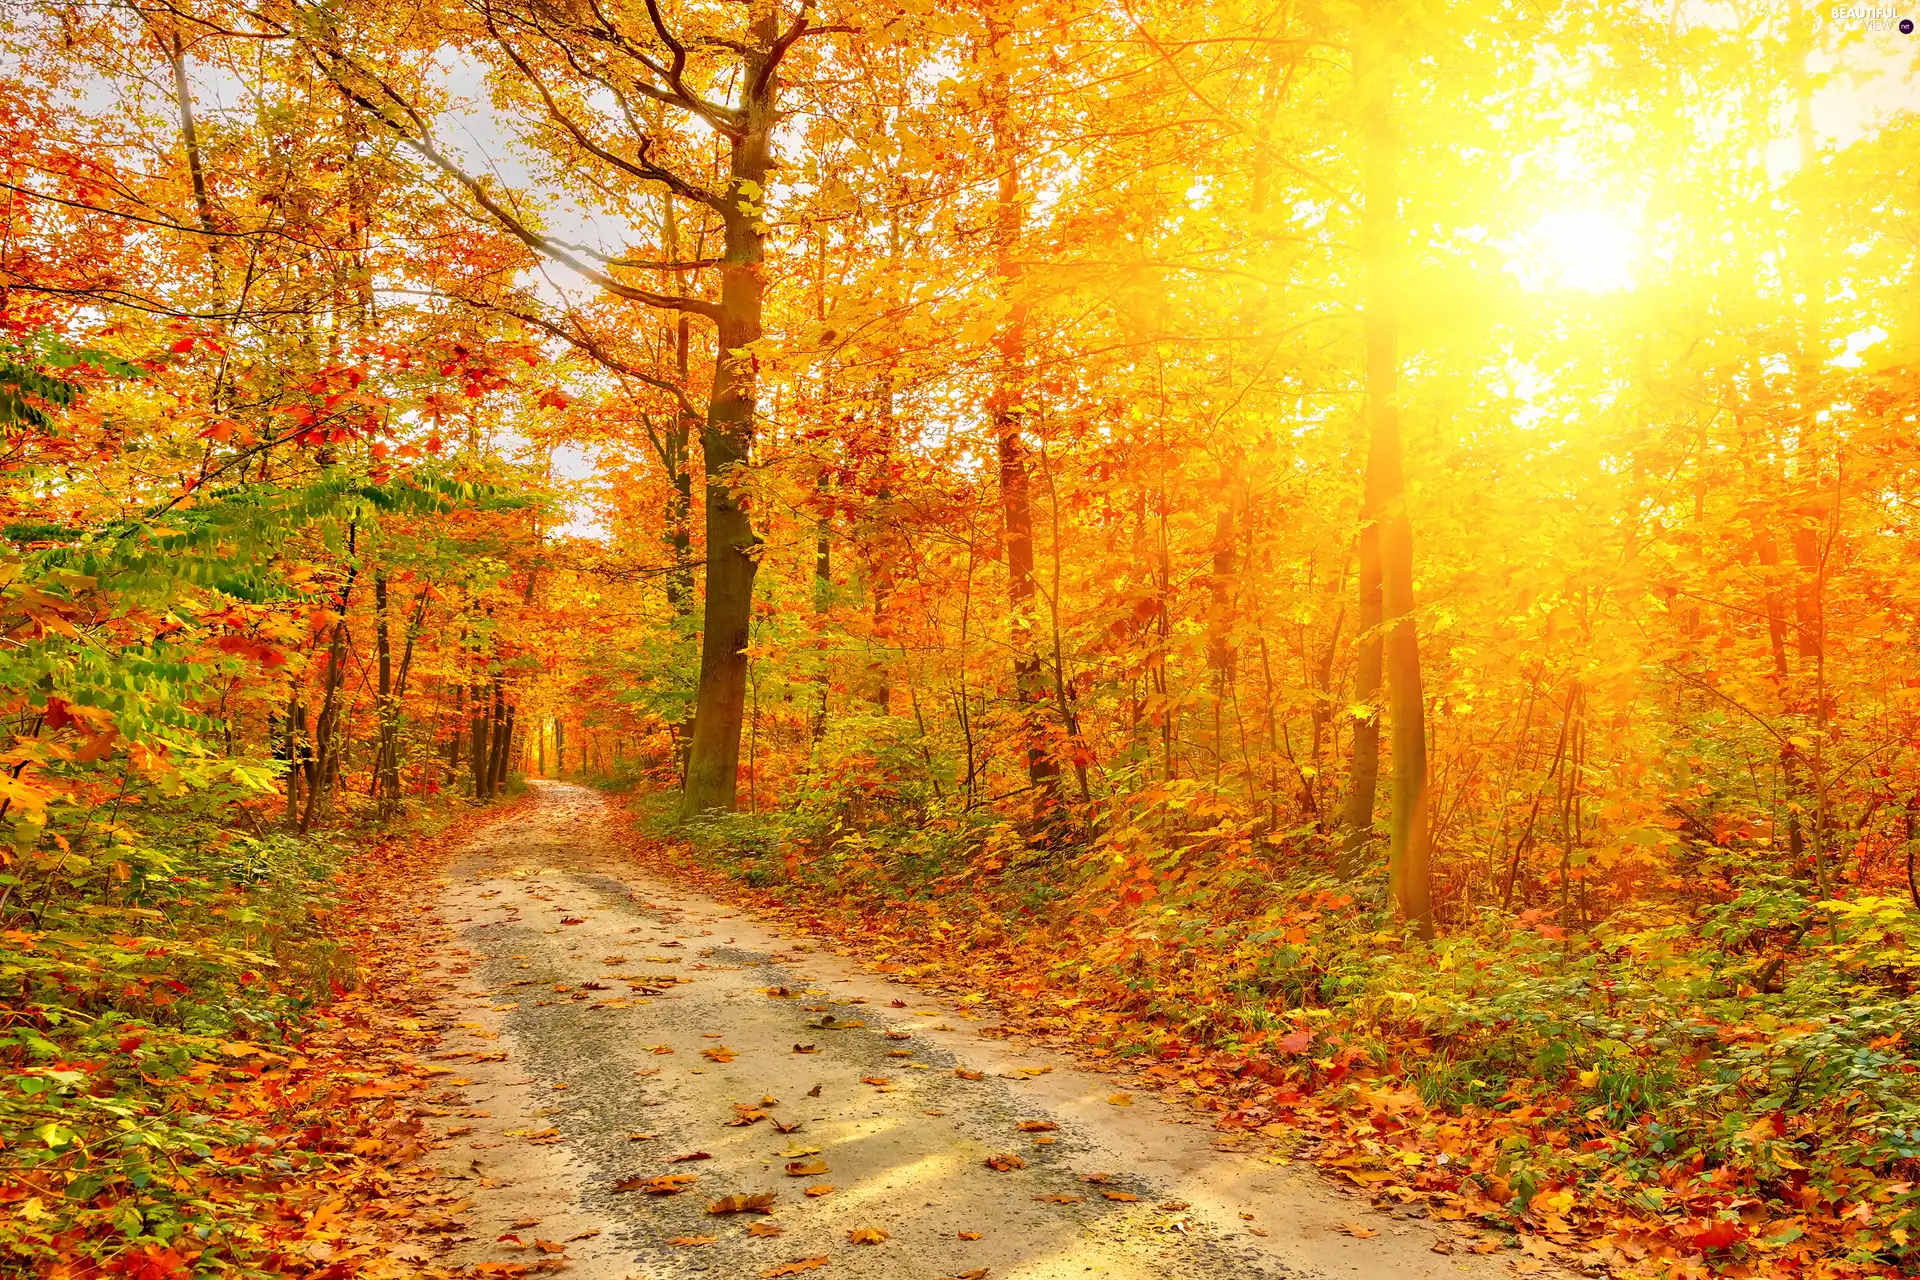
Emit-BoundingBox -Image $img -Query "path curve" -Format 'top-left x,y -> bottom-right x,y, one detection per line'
407,782 -> 1512,1279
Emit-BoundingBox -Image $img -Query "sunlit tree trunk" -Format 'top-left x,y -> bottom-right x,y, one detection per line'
1357,15 -> 1433,935
1339,534 -> 1382,878
987,14 -> 1057,798
681,0 -> 781,815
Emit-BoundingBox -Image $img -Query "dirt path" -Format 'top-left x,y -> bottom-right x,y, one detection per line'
404,783 -> 1512,1279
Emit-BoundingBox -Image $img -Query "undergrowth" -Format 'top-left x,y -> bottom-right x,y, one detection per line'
0,783 -> 463,1278
651,785 -> 1920,1270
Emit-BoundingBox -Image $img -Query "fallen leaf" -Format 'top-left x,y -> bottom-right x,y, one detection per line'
860,1075 -> 891,1087
1081,1173 -> 1117,1185
748,1221 -> 785,1237
533,1240 -> 565,1254
1157,1200 -> 1190,1211
509,1218 -> 540,1229
760,1259 -> 830,1277
806,1084 -> 822,1097
1034,1194 -> 1085,1204
1015,1120 -> 1058,1132
984,1153 -> 1026,1172
884,1030 -> 912,1041
703,1046 -> 737,1063
1107,1093 -> 1133,1106
793,1044 -> 819,1054
709,1193 -> 778,1215
954,1068 -> 984,1081
564,1230 -> 601,1242
957,1230 -> 982,1240
772,1116 -> 804,1134
938,1270 -> 991,1280
614,1173 -> 698,1195
669,1235 -> 718,1246
847,1226 -> 888,1245
804,1184 -> 835,1197
669,1151 -> 713,1163
1337,1223 -> 1377,1239
1103,1192 -> 1139,1202
785,1159 -> 829,1176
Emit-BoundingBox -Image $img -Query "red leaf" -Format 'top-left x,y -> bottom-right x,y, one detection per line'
1687,1219 -> 1746,1250
1275,1029 -> 1314,1054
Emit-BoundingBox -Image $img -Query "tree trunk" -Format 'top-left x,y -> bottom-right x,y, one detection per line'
680,3 -> 780,816
988,17 -> 1057,797
371,569 -> 394,805
492,702 -> 516,795
470,678 -> 491,799
300,553 -> 357,834
1359,16 -> 1434,937
1339,530 -> 1382,877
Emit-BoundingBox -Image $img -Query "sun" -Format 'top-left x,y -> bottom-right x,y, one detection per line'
1508,208 -> 1640,295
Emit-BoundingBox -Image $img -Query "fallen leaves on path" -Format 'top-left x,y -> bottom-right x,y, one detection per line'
615,1173 -> 698,1194
710,1192 -> 778,1214
748,1221 -> 786,1237
760,1258 -> 830,1277
1034,1194 -> 1085,1204
668,1150 -> 713,1162
785,1159 -> 829,1176
804,1184 -> 835,1197
1015,1119 -> 1057,1132
847,1226 -> 889,1244
983,1153 -> 1026,1171
669,1235 -> 718,1246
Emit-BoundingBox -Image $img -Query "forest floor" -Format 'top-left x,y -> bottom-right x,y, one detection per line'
374,781 -> 1527,1279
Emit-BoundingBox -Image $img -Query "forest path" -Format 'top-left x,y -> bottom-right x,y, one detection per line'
410,782 -> 1510,1280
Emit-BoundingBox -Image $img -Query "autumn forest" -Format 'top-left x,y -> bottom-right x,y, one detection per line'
3,0 -> 1919,1277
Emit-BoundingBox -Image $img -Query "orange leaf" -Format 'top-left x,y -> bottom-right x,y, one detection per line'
709,1193 -> 778,1214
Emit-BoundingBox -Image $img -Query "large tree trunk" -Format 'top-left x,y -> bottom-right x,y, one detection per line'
1359,15 -> 1434,936
987,18 -> 1058,798
680,4 -> 779,816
